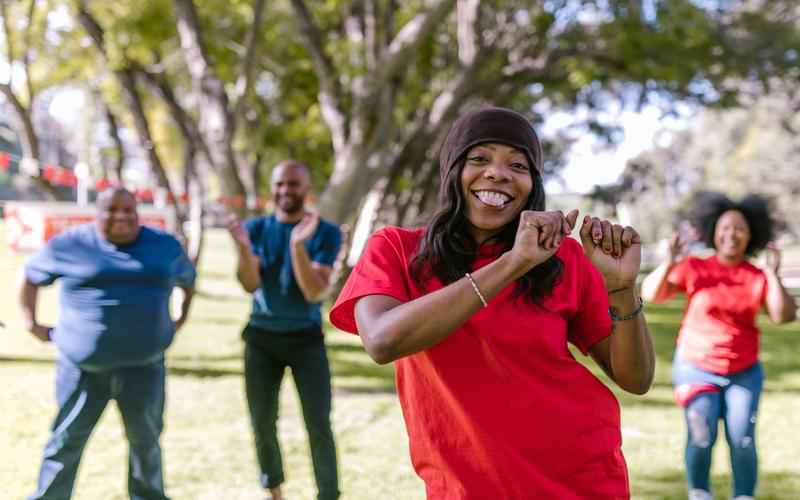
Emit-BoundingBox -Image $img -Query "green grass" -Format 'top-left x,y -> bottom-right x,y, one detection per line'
1,226 -> 799,499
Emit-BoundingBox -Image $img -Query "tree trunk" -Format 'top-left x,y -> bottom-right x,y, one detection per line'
77,6 -> 187,240
0,85 -> 66,199
101,98 -> 125,185
172,0 -> 256,217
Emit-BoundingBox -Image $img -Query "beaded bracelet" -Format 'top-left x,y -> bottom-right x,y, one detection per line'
464,272 -> 488,308
609,297 -> 644,321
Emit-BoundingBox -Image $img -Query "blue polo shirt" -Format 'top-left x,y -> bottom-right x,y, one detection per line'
245,215 -> 341,333
24,224 -> 196,371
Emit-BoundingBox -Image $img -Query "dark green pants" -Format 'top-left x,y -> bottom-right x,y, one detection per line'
243,325 -> 339,500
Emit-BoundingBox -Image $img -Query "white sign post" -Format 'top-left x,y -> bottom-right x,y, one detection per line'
74,162 -> 91,206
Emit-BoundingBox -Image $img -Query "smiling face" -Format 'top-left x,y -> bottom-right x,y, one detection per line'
271,161 -> 311,221
714,209 -> 751,264
460,142 -> 533,243
96,189 -> 140,245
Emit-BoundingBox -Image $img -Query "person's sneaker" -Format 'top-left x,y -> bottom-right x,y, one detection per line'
688,489 -> 713,500
731,497 -> 754,500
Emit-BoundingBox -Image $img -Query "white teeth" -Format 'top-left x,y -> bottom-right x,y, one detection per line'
475,191 -> 511,207
475,190 -> 511,207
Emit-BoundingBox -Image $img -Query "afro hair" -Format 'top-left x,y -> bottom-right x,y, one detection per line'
690,191 -> 775,257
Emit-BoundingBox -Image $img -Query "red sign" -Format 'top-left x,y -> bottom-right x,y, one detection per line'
4,202 -> 171,252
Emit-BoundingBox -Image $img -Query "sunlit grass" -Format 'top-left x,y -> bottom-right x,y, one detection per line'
1,225 -> 798,499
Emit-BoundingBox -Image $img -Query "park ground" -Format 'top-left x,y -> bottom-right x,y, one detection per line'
1,226 -> 799,499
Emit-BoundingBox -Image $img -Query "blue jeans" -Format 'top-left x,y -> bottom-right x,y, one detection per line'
29,355 -> 169,500
672,351 -> 763,497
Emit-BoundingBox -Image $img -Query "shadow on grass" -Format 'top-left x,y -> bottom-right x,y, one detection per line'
617,393 -> 676,408
335,385 -> 396,395
169,353 -> 242,363
167,365 -> 242,378
326,339 -> 396,393
0,355 -> 53,365
328,356 -> 395,388
634,468 -> 800,499
194,289 -> 248,303
326,342 -> 370,354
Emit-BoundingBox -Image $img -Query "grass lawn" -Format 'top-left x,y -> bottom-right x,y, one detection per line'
1,225 -> 799,499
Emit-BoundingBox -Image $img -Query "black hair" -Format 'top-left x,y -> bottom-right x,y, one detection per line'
691,191 -> 774,256
410,156 -> 562,304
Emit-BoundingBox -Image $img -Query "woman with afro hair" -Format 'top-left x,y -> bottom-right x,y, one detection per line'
642,191 -> 796,500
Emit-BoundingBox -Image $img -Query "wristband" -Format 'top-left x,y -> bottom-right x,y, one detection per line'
609,297 -> 644,321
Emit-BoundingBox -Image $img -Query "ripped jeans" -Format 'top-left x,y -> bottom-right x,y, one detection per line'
672,351 -> 763,498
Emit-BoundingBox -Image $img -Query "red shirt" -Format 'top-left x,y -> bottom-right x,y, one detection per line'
668,255 -> 768,374
330,227 -> 629,499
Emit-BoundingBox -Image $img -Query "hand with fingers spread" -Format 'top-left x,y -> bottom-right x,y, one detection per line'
291,212 -> 320,246
509,209 -> 579,273
579,215 -> 642,290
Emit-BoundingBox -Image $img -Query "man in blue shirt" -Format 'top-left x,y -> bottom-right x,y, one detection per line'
19,188 -> 196,500
228,159 -> 341,500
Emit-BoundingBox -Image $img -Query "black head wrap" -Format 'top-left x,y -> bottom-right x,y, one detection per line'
438,107 -> 543,180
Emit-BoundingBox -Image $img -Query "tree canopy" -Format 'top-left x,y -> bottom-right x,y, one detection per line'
0,0 -> 797,234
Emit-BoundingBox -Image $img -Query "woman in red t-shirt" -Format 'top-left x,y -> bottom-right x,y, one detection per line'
641,192 -> 796,500
330,107 -> 655,499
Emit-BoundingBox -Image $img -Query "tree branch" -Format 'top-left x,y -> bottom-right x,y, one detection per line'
231,0 -> 267,127
457,0 -> 481,66
364,0 -> 377,71
0,81 -> 38,158
77,4 -> 186,227
171,0 -> 248,208
359,0 -> 455,105
288,0 -> 347,153
22,0 -> 36,104
136,62 -> 213,169
172,0 -> 231,128
383,0 -> 396,48
76,2 -> 105,49
100,96 -> 125,184
348,0 -> 455,144
0,0 -> 14,88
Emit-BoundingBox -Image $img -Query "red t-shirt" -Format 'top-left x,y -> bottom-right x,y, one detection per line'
330,227 -> 629,499
668,255 -> 768,374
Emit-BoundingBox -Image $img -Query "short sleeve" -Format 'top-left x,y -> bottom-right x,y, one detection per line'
24,240 -> 63,286
666,258 -> 691,292
329,229 -> 412,334
311,223 -> 342,266
568,248 -> 613,355
172,243 -> 197,289
756,269 -> 769,306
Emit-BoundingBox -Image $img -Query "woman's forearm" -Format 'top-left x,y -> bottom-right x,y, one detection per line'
235,243 -> 262,292
765,269 -> 797,323
607,289 -> 655,394
640,260 -> 676,303
358,253 -> 526,364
